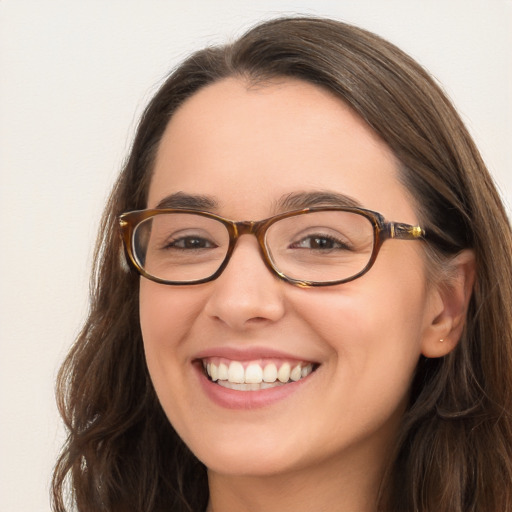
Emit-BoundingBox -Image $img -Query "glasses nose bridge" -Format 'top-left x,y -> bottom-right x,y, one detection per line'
233,220 -> 257,237
229,219 -> 273,270
231,218 -> 270,245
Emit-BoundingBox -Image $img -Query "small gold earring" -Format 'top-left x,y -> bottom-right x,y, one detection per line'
440,338 -> 445,343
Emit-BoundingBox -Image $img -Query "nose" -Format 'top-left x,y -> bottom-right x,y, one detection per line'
203,235 -> 286,330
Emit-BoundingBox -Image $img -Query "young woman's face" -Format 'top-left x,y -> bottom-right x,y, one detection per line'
140,78 -> 441,478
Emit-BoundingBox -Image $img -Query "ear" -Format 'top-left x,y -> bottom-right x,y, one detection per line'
421,249 -> 476,358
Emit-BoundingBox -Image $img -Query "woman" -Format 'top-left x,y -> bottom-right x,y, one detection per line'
52,16 -> 512,512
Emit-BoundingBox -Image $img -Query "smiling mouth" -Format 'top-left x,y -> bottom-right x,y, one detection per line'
201,358 -> 318,391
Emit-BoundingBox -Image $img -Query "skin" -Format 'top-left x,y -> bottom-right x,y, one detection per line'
139,78 -> 471,512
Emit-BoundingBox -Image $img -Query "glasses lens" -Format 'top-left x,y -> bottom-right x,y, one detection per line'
265,210 -> 375,283
133,213 -> 230,282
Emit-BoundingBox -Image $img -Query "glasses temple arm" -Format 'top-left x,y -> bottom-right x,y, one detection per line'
386,222 -> 464,254
385,222 -> 425,240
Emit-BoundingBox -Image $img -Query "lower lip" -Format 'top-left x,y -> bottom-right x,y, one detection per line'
194,363 -> 313,410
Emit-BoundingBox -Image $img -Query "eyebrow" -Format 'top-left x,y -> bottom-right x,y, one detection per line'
153,190 -> 364,214
276,191 -> 364,211
155,192 -> 218,210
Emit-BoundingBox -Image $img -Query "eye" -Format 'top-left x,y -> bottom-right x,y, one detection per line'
164,235 -> 217,250
290,233 -> 351,251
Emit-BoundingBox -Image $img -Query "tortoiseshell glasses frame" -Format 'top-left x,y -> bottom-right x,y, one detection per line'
119,206 -> 426,287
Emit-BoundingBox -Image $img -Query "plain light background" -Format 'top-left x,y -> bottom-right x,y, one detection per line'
1,1 -> 510,510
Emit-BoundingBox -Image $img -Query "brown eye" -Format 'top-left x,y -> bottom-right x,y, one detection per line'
165,236 -> 217,250
289,234 -> 351,251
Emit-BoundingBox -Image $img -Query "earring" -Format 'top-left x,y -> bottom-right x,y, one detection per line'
440,338 -> 445,343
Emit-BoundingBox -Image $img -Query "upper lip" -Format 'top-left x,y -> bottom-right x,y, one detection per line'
193,345 -> 319,364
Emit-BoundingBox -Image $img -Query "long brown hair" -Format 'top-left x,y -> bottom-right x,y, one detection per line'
52,16 -> 512,512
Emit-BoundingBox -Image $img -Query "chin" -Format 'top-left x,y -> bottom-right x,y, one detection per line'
179,424 -> 311,477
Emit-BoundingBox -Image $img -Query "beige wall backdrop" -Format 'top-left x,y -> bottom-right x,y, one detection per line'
1,1 -> 510,510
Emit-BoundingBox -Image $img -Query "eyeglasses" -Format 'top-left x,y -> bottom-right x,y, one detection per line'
119,207 -> 425,287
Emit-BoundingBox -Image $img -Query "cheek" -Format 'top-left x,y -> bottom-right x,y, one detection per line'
139,280 -> 205,412
296,275 -> 427,353
294,287 -> 425,445
297,291 -> 422,380
139,280 -> 204,349
292,257 -> 430,395
139,280 -> 222,450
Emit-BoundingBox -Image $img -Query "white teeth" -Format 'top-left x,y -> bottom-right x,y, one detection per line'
304,364 -> 314,377
210,363 -> 219,381
204,359 -> 315,387
262,363 -> 278,383
277,362 -> 291,383
218,362 -> 229,380
245,363 -> 263,384
218,380 -> 286,391
290,364 -> 302,382
228,361 -> 245,383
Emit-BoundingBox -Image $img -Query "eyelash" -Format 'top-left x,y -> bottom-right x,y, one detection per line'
163,236 -> 217,250
289,233 -> 352,251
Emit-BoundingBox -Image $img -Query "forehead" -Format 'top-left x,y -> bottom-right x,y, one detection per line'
148,78 -> 417,222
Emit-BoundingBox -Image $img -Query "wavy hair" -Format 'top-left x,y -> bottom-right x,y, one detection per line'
52,16 -> 512,512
